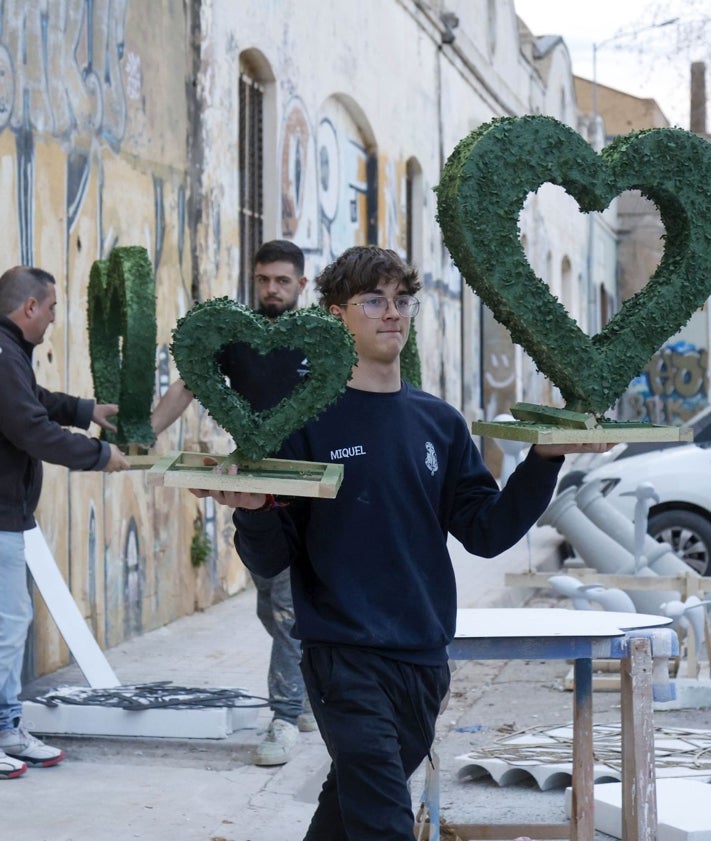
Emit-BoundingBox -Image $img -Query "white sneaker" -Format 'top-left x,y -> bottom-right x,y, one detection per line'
0,749 -> 27,779
0,719 -> 65,767
254,719 -> 299,766
297,712 -> 318,732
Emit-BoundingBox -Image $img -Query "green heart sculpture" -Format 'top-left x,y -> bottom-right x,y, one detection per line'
437,115 -> 711,415
87,246 -> 157,446
170,298 -> 357,461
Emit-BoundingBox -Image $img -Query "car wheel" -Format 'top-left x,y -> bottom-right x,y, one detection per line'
648,510 -> 711,576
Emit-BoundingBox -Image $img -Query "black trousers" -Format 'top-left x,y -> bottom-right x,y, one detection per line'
301,644 -> 450,841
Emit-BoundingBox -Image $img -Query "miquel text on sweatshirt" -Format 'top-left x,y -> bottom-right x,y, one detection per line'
330,444 -> 367,460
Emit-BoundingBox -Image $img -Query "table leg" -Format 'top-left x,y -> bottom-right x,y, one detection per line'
571,657 -> 594,841
620,637 -> 657,841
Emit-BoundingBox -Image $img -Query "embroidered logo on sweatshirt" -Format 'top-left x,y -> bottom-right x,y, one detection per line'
425,441 -> 438,476
330,445 -> 367,460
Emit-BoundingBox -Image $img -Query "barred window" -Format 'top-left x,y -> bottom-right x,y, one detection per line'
238,72 -> 264,306
406,157 -> 423,269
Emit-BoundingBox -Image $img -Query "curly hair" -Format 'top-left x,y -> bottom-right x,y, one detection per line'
315,246 -> 421,308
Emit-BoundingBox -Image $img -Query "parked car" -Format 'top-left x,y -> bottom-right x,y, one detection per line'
574,442 -> 711,576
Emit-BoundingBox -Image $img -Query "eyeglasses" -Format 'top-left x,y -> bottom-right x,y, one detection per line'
345,295 -> 420,319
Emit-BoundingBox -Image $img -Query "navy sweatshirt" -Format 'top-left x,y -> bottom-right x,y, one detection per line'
234,382 -> 562,665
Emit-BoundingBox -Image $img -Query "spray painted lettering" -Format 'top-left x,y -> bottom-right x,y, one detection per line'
0,0 -> 128,147
621,341 -> 708,424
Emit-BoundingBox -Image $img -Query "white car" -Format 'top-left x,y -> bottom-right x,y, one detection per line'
578,443 -> 711,576
558,404 -> 711,491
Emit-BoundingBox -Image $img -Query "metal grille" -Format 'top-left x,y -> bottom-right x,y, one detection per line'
238,72 -> 264,306
406,168 -> 414,264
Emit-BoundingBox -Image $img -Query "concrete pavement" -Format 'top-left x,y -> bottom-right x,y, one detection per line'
7,525 -> 594,841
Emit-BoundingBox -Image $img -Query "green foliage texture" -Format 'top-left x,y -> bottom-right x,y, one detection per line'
87,246 -> 157,445
170,299 -> 357,461
436,115 -> 711,415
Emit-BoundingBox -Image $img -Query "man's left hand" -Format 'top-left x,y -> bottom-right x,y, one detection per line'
92,403 -> 119,433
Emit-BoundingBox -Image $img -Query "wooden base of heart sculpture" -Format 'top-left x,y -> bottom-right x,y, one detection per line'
472,403 -> 694,444
144,451 -> 343,499
471,419 -> 694,445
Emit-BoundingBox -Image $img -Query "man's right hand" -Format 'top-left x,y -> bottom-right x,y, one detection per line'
104,444 -> 131,472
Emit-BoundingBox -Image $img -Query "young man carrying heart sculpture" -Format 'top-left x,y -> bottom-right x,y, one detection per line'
152,240 -> 318,766
192,245 -> 611,841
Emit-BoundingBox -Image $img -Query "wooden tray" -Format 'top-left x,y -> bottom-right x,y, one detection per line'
472,403 -> 695,444
141,451 -> 343,498
471,419 -> 695,445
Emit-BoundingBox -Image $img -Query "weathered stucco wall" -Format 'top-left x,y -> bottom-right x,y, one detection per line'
2,1 -> 246,679
0,0 -> 620,679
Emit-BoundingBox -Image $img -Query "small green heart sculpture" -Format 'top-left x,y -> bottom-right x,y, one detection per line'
87,246 -> 157,445
170,298 -> 357,461
437,115 -> 711,415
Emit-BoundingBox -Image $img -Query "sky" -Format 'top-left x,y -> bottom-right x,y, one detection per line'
513,0 -> 710,129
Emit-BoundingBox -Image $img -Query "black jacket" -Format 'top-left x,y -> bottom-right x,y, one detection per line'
0,316 -> 110,531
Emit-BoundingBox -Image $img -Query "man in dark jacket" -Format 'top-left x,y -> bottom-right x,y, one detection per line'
151,240 -> 316,766
0,265 -> 129,780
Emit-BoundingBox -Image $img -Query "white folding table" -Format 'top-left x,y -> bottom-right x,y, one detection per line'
420,608 -> 677,841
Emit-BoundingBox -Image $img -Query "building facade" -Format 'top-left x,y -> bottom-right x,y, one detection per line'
0,0 -> 619,677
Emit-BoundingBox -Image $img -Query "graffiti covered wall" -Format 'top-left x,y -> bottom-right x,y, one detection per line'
280,96 -> 373,261
0,1 -> 246,678
621,340 -> 709,424
0,0 -> 621,676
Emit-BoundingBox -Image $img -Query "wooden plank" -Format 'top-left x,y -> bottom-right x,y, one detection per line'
571,657 -> 595,841
687,614 -> 699,679
318,463 -> 344,498
147,451 -> 343,499
472,420 -> 694,445
511,402 -> 597,429
125,453 -> 161,469
146,452 -> 182,486
505,571 -> 706,595
564,659 -> 682,692
24,526 -> 120,688
620,638 -> 657,841
445,823 -> 570,840
564,666 -> 622,692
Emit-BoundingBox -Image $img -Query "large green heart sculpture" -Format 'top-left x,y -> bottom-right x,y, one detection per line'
87,246 -> 156,446
170,298 -> 357,461
437,115 -> 711,415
